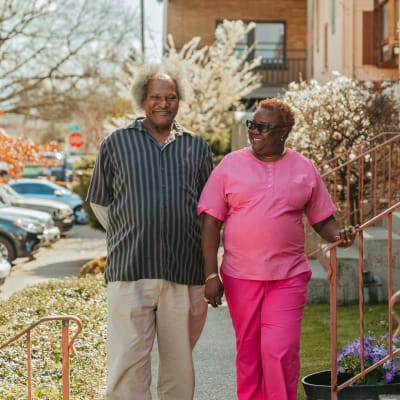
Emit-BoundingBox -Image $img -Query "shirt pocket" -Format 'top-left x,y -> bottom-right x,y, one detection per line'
277,178 -> 313,211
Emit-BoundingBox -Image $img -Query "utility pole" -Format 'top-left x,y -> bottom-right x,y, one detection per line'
140,0 -> 145,63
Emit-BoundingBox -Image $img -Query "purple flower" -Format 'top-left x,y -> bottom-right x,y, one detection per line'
337,332 -> 400,384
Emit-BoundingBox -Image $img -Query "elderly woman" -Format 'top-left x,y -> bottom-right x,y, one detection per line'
198,99 -> 356,400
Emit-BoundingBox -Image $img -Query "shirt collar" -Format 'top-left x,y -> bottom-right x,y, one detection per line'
130,117 -> 187,144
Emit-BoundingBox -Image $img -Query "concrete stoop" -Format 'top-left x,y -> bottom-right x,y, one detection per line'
307,246 -> 361,304
307,211 -> 400,305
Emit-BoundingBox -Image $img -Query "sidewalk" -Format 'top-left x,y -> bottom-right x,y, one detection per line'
150,305 -> 238,400
194,306 -> 237,399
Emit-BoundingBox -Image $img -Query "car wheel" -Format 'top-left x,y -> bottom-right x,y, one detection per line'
74,205 -> 87,225
0,237 -> 16,263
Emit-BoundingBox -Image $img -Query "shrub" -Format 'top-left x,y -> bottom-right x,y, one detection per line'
280,72 -> 400,165
0,275 -> 107,399
79,256 -> 106,277
72,156 -> 104,232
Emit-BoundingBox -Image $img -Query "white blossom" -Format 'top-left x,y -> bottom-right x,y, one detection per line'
107,20 -> 262,137
280,72 -> 399,164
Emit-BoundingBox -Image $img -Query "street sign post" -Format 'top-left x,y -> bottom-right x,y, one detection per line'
68,125 -> 84,148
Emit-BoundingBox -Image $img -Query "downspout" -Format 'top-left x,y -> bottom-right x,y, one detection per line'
398,0 -> 400,81
352,0 -> 356,78
307,0 -> 314,79
343,0 -> 355,78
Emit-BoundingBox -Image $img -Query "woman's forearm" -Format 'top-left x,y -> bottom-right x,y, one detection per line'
201,213 -> 223,278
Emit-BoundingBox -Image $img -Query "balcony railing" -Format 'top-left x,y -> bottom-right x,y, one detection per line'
257,49 -> 307,86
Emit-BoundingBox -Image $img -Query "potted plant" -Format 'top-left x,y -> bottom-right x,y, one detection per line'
302,332 -> 400,400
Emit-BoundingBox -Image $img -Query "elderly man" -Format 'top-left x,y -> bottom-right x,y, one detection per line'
87,64 -> 213,400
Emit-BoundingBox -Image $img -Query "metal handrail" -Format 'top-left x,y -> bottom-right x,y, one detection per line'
321,202 -> 400,400
318,131 -> 400,172
0,315 -> 83,400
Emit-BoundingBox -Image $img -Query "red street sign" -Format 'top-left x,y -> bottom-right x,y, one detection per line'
68,131 -> 84,148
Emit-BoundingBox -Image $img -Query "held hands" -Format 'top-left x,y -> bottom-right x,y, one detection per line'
203,273 -> 224,308
335,225 -> 359,248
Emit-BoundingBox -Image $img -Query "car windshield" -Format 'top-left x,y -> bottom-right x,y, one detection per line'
1,184 -> 22,200
0,186 -> 13,205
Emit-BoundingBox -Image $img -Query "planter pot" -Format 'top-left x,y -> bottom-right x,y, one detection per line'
302,370 -> 400,400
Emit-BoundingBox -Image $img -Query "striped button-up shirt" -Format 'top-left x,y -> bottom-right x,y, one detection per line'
86,119 -> 213,285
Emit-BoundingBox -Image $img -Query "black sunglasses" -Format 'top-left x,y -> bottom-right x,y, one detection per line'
245,119 -> 287,133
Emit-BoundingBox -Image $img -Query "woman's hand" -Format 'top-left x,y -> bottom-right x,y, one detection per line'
335,225 -> 359,248
313,215 -> 358,248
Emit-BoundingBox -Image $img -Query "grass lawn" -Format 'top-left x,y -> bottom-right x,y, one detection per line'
0,276 -> 393,399
298,303 -> 390,399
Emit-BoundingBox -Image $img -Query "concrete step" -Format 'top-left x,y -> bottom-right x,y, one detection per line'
364,225 -> 400,240
362,227 -> 400,302
308,246 -> 362,305
382,210 -> 400,235
307,259 -> 329,304
316,241 -> 361,264
307,224 -> 400,305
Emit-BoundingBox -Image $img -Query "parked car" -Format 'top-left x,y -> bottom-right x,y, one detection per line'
20,152 -> 75,187
0,184 -> 75,233
0,204 -> 60,246
0,215 -> 44,262
9,179 -> 87,224
0,254 -> 11,286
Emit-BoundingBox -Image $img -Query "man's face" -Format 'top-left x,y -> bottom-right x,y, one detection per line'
142,77 -> 179,131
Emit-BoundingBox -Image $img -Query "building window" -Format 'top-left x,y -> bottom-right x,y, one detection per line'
225,21 -> 286,69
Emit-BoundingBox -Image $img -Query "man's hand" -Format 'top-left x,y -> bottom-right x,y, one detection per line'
204,276 -> 224,308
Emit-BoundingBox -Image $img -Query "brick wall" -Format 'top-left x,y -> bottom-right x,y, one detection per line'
167,0 -> 307,51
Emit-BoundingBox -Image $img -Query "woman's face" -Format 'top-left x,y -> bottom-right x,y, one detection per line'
247,107 -> 288,158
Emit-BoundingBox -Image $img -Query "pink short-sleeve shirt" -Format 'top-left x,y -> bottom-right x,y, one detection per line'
197,148 -> 337,280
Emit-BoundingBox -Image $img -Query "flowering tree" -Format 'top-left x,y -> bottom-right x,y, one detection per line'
163,20 -> 262,134
281,72 -> 400,225
109,20 -> 262,162
0,128 -> 58,178
280,72 -> 400,166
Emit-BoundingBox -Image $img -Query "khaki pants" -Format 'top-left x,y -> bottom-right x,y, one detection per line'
106,279 -> 208,400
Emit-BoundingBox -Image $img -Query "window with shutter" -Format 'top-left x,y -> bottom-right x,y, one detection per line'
373,0 -> 399,67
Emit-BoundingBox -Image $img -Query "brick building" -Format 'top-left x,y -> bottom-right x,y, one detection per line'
165,0 -> 308,100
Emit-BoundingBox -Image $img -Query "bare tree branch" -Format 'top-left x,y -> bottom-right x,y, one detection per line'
0,0 -> 140,120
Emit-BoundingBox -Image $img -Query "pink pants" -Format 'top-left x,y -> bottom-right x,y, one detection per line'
221,270 -> 311,400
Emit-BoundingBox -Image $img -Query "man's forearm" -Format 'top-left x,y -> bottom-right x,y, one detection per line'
90,202 -> 108,230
